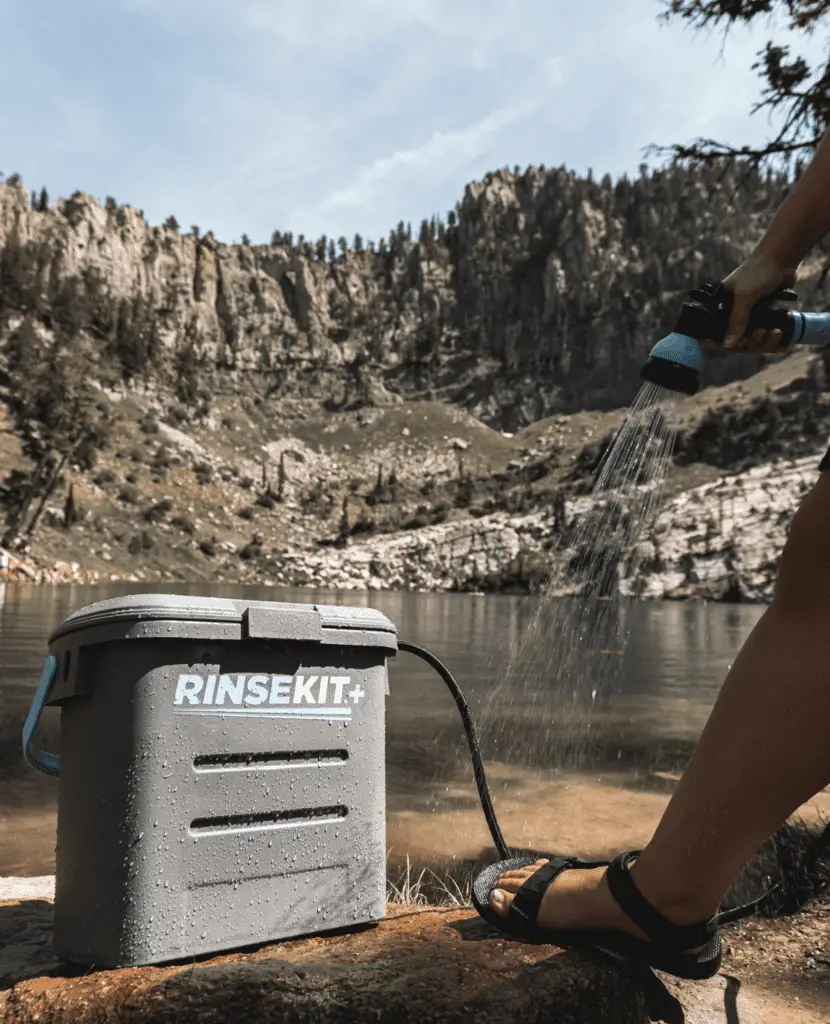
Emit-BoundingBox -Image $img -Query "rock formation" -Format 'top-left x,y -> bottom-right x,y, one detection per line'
2,162 -> 830,590
3,162 -> 829,431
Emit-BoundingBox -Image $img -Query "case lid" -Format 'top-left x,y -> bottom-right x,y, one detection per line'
49,593 -> 398,650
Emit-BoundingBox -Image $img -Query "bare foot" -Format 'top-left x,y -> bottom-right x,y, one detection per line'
488,859 -> 706,951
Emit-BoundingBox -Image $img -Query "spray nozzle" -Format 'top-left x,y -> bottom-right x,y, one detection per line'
639,282 -> 800,395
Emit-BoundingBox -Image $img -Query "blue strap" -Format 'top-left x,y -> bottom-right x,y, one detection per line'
22,655 -> 60,777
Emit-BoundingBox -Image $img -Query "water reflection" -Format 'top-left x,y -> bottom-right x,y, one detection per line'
0,583 -> 769,875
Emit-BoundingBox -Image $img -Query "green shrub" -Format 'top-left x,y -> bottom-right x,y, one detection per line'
143,498 -> 173,523
171,515 -> 195,534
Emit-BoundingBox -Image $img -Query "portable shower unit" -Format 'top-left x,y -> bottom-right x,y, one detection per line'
23,594 -> 398,967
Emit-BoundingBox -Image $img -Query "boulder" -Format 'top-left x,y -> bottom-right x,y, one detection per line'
0,893 -> 818,1023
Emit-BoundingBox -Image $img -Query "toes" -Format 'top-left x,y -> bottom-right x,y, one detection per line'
490,860 -> 549,915
489,886 -> 514,917
498,859 -> 548,883
495,876 -> 525,894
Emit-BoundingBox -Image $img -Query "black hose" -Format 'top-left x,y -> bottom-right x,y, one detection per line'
397,639 -> 511,860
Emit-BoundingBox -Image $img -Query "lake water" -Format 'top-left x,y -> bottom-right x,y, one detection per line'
1,582 -> 825,884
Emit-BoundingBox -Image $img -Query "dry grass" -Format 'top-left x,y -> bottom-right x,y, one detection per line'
386,854 -> 471,907
385,816 -> 830,914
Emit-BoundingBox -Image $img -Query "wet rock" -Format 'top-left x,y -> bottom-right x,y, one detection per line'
0,896 -> 788,1024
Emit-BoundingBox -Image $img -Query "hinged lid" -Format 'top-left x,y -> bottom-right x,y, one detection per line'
49,593 -> 398,650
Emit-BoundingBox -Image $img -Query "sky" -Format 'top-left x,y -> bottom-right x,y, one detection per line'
1,0 -> 827,245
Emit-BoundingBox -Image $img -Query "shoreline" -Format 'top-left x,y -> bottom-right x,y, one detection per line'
0,543 -> 777,604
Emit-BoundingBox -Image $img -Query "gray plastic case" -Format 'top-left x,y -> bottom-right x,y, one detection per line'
43,594 -> 398,967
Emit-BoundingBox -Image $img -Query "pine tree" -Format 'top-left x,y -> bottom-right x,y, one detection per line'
337,495 -> 350,547
2,324 -> 115,547
658,0 -> 830,164
63,483 -> 78,529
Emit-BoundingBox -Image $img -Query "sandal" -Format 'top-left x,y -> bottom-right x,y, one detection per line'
472,851 -> 770,980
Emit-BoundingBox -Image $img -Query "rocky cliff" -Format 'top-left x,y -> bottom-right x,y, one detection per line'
3,162 -> 829,430
2,162 -> 830,591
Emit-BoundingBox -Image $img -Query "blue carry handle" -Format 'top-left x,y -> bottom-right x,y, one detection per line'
22,655 -> 60,777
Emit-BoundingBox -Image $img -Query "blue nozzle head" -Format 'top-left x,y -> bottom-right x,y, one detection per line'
639,332 -> 703,395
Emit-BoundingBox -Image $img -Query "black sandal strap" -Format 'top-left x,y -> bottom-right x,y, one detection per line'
605,852 -> 718,950
506,857 -> 574,929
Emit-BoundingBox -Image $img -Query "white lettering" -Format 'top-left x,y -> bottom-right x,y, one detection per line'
204,674 -> 217,703
216,674 -> 245,705
269,675 -> 292,704
330,677 -> 350,704
173,673 -> 358,710
293,675 -> 318,704
174,674 -> 204,705
245,675 -> 270,705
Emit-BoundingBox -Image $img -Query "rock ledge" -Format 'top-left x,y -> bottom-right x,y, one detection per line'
0,894 -> 814,1023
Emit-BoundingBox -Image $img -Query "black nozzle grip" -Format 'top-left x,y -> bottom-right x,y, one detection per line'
713,283 -> 797,346
677,282 -> 798,347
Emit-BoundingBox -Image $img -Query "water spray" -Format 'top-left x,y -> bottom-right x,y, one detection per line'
640,282 -> 830,396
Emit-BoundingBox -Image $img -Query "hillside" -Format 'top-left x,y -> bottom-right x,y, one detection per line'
2,162 -> 830,594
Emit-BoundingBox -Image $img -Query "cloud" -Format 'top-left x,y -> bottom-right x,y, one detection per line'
316,58 -> 564,217
2,0 -> 826,244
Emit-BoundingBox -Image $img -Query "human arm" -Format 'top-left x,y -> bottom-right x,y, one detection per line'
722,128 -> 830,351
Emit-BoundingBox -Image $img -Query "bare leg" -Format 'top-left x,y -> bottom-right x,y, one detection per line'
490,472 -> 830,939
